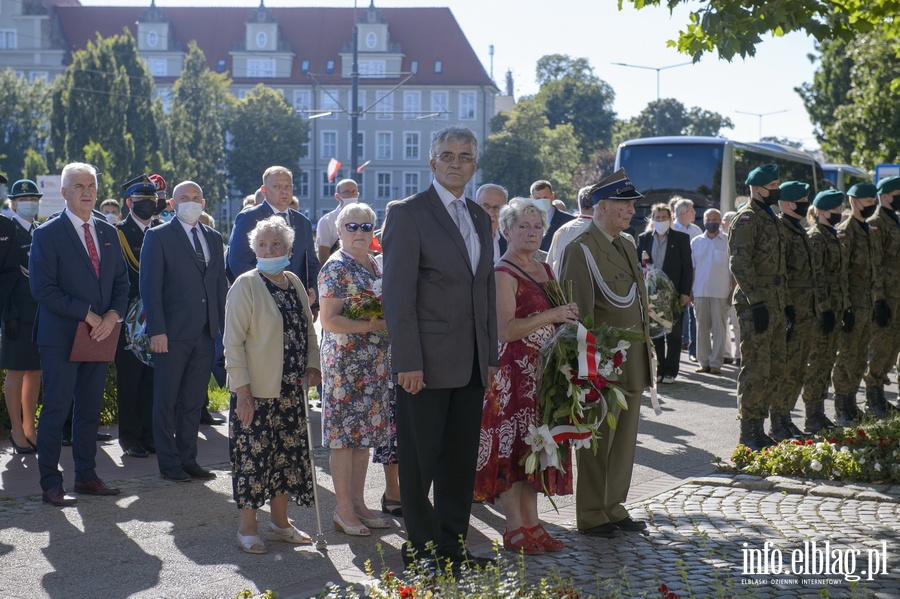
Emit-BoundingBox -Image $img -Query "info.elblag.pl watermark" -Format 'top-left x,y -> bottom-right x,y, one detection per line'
741,540 -> 890,585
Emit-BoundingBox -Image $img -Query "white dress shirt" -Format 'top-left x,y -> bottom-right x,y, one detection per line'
176,216 -> 210,263
546,215 -> 592,277
65,209 -> 100,263
691,231 -> 731,298
674,221 -> 703,239
316,204 -> 341,249
433,179 -> 481,268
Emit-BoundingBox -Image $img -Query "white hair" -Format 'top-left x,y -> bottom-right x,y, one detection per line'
61,162 -> 97,189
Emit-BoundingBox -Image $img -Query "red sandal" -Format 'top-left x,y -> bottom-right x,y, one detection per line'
526,524 -> 565,552
503,526 -> 544,554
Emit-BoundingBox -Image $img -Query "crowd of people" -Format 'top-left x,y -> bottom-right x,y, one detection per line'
2,126 -> 897,568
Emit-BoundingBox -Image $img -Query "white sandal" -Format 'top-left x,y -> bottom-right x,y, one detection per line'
357,515 -> 391,529
237,531 -> 267,554
267,522 -> 312,545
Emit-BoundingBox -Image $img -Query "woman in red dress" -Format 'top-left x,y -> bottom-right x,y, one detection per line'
474,198 -> 579,555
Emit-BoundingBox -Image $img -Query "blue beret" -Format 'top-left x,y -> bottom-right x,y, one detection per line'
847,182 -> 877,199
779,181 -> 810,202
813,189 -> 844,210
590,168 -> 643,203
877,176 -> 900,195
746,164 -> 779,186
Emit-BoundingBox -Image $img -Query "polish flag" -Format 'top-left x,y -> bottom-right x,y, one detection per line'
356,160 -> 371,173
327,158 -> 342,181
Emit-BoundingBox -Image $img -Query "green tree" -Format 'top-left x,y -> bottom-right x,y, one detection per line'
612,98 -> 733,146
83,141 -> 116,200
167,42 -> 232,207
22,148 -> 49,182
226,84 -> 308,198
621,0 -> 900,63
760,136 -> 804,149
0,69 -> 51,181
796,39 -> 853,144
535,54 -> 595,86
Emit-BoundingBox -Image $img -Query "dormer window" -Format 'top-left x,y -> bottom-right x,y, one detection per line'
326,60 -> 335,74
301,60 -> 310,74
366,32 -> 377,49
434,60 -> 443,74
410,60 -> 418,74
256,31 -> 268,49
147,31 -> 158,48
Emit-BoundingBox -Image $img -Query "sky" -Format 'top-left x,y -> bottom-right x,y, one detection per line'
82,0 -> 823,150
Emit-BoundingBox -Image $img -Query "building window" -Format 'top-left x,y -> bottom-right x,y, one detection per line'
301,60 -> 310,74
459,91 -> 476,120
247,58 -> 275,78
434,60 -> 443,74
29,71 -> 48,82
293,90 -> 311,115
348,131 -> 365,160
147,59 -> 167,77
375,90 -> 393,120
256,31 -> 268,49
321,131 -> 337,159
376,132 -> 393,160
359,60 -> 386,78
322,170 -> 344,197
404,172 -> 419,197
355,90 -> 366,119
431,91 -> 448,120
322,89 -> 340,118
325,60 -> 335,74
410,60 -> 419,74
147,30 -> 159,48
296,171 -> 310,198
0,30 -> 17,50
366,32 -> 377,49
376,172 -> 393,199
403,91 -> 421,119
404,132 -> 420,161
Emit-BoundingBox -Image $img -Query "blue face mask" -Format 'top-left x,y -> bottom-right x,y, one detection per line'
159,209 -> 175,223
16,200 -> 40,220
257,255 -> 291,275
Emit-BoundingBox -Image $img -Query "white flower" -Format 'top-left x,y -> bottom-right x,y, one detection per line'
613,340 -> 631,354
810,459 -> 822,472
559,362 -> 575,381
858,457 -> 866,465
875,463 -> 883,472
840,446 -> 850,454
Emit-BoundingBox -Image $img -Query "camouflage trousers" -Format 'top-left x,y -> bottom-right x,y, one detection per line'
736,303 -> 787,420
772,312 -> 815,414
863,297 -> 900,387
801,321 -> 840,405
832,304 -> 874,396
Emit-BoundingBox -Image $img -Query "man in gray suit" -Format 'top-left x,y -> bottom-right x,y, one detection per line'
382,125 -> 498,568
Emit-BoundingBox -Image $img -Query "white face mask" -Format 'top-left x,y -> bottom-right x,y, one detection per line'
531,198 -> 552,213
104,212 -> 119,224
653,220 -> 670,235
175,201 -> 204,223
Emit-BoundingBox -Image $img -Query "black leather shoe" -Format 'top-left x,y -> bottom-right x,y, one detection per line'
160,468 -> 192,482
74,478 -> 121,496
183,464 -> 216,480
123,445 -> 149,458
200,410 -> 225,426
580,523 -> 618,538
42,485 -> 77,507
144,444 -> 156,454
612,516 -> 647,531
96,432 -> 113,442
61,432 -> 72,447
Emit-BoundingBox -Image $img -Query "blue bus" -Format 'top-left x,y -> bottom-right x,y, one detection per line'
821,163 -> 870,191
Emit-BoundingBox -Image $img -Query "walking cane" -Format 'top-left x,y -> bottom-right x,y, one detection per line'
302,381 -> 327,550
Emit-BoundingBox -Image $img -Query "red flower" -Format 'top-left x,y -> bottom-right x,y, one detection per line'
668,593 -> 678,599
613,351 -> 624,368
806,439 -> 814,445
857,429 -> 867,438
658,585 -> 668,594
827,438 -> 838,444
384,572 -> 395,581
794,440 -> 804,446
399,585 -> 415,599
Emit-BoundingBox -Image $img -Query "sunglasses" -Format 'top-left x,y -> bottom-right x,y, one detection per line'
344,222 -> 374,233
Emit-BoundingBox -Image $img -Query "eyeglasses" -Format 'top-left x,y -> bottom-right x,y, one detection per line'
338,189 -> 360,197
344,222 -> 374,233
479,204 -> 503,213
435,152 -> 476,164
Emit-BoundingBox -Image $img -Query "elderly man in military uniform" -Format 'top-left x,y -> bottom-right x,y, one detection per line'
861,177 -> 900,417
728,164 -> 789,451
770,181 -> 815,441
559,169 -> 652,538
832,182 -> 878,424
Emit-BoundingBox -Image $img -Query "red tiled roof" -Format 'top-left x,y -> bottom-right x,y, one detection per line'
54,5 -> 495,88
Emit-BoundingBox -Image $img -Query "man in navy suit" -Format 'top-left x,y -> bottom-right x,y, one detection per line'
140,181 -> 227,482
531,180 -> 575,252
228,166 -> 319,311
30,162 -> 130,506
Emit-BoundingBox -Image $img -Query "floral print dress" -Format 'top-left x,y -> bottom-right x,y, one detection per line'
229,274 -> 314,509
318,251 -> 391,449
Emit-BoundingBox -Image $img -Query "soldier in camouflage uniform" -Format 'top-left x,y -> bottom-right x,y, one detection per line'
831,184 -> 878,425
801,190 -> 848,432
728,164 -> 789,451
863,177 -> 900,416
771,181 -> 814,441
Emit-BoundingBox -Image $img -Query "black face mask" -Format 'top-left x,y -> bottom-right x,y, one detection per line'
792,202 -> 810,218
883,196 -> 900,212
130,199 -> 157,220
704,222 -> 720,234
827,212 -> 842,227
859,203 -> 877,219
762,187 -> 780,206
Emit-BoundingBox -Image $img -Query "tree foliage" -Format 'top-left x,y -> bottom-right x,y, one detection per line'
622,0 -> 900,63
22,148 -> 48,182
226,84 -> 308,198
796,39 -> 853,144
166,42 -> 232,206
612,98 -> 733,146
535,54 -> 595,87
0,69 -> 51,181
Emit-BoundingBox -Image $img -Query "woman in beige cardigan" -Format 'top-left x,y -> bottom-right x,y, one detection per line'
225,216 -> 321,554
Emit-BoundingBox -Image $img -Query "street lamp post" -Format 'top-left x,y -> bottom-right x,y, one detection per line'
612,61 -> 692,136
735,109 -> 790,141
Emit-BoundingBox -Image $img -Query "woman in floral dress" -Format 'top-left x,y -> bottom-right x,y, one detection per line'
319,202 -> 392,537
473,198 -> 579,555
225,216 -> 322,554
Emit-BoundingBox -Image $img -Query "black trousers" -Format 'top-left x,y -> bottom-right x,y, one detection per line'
115,325 -> 155,449
654,311 -> 685,379
395,360 -> 485,556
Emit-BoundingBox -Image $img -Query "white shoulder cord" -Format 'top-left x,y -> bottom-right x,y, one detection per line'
580,243 -> 636,308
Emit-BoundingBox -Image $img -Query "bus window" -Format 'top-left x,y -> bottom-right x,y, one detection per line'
617,143 -> 723,212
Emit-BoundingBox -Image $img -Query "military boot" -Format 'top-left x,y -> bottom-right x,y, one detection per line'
845,393 -> 864,420
804,400 -> 836,434
739,419 -> 775,451
781,413 -> 805,439
768,412 -> 793,443
833,394 -> 856,427
865,386 -> 887,419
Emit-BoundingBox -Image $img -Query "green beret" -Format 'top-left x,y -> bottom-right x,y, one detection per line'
779,181 -> 809,202
847,182 -> 877,199
813,189 -> 844,210
877,176 -> 900,195
745,164 -> 779,186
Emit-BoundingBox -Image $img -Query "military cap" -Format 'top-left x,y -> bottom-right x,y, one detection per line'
121,174 -> 157,198
149,173 -> 167,193
813,189 -> 844,210
877,176 -> 900,195
779,181 -> 809,202
9,179 -> 43,199
589,168 -> 643,204
745,164 -> 779,186
847,182 -> 877,199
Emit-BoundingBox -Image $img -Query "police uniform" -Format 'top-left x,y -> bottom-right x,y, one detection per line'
831,185 -> 877,424
801,190 -> 849,432
728,164 -> 788,450
863,178 -> 900,416
771,181 -> 815,441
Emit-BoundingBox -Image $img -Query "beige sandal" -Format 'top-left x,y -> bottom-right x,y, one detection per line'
237,531 -> 268,554
267,522 -> 312,545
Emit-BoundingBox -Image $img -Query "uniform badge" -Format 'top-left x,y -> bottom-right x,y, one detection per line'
870,225 -> 878,231
739,215 -> 751,221
837,232 -> 846,239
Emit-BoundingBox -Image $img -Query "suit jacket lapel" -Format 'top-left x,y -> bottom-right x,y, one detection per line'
427,186 -> 472,272
63,216 -> 99,279
174,221 -> 206,273
464,198 -> 491,277
591,226 -> 630,273
201,224 -> 219,270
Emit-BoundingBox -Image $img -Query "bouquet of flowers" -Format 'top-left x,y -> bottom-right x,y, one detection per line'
527,316 -> 645,494
644,268 -> 683,339
342,279 -> 384,322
